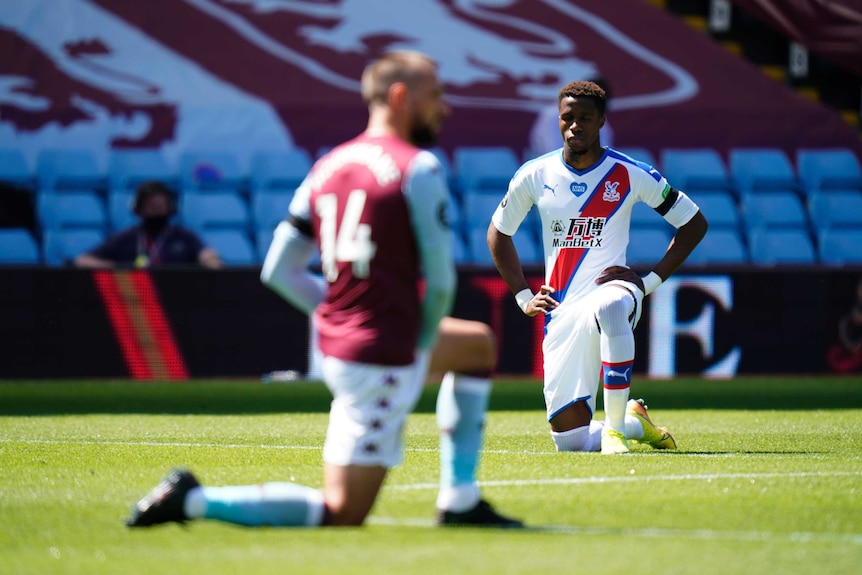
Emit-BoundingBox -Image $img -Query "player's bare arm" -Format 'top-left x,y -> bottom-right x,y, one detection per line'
487,224 -> 558,317
653,208 -> 708,281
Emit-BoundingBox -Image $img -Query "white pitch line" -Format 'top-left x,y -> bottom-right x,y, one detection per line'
385,470 -> 862,491
366,516 -> 862,546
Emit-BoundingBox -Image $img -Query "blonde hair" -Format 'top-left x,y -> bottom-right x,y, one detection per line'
361,51 -> 437,105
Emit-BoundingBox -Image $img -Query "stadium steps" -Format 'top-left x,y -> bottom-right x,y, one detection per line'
656,0 -> 862,136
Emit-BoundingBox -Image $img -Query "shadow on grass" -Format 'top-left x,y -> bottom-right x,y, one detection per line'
0,377 -> 860,416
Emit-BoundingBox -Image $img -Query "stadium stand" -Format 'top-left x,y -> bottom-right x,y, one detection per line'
180,190 -> 251,232
42,229 -> 105,267
748,228 -> 817,265
178,150 -> 245,190
796,148 -> 862,194
616,147 -> 658,169
249,149 -> 312,191
251,189 -> 294,235
807,190 -> 862,233
0,148 -> 33,189
0,228 -> 41,265
106,189 -> 137,232
36,149 -> 104,191
729,148 -> 800,195
107,149 -> 175,190
818,228 -> 862,266
627,228 -> 673,266
660,148 -> 733,193
684,228 -> 748,266
453,146 -> 519,193
740,191 -> 809,233
199,229 -> 256,265
36,191 -> 106,231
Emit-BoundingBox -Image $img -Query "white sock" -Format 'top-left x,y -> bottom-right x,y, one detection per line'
436,483 -> 480,512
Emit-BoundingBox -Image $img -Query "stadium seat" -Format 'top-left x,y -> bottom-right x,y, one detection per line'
729,148 -> 799,194
106,189 -> 137,232
450,230 -> 469,265
0,148 -> 33,189
807,190 -> 862,232
107,149 -> 175,190
627,228 -> 672,266
0,228 -> 41,265
178,150 -> 245,190
818,228 -> 862,266
688,190 -> 740,230
36,191 -> 106,231
630,201 -> 673,230
42,229 -> 105,266
180,191 -> 250,232
256,229 -> 274,262
36,149 -> 104,190
659,148 -> 732,193
453,146 -> 519,192
512,230 -> 543,266
615,147 -> 658,169
796,148 -> 862,193
741,191 -> 808,232
467,227 -> 496,266
748,228 -> 816,265
249,149 -> 312,191
251,189 -> 294,234
683,228 -> 748,266
461,190 -> 504,233
200,229 -> 256,266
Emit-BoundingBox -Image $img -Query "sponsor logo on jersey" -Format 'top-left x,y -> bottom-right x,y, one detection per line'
570,182 -> 588,197
543,183 -> 558,195
501,193 -> 509,208
552,216 -> 605,248
662,183 -> 672,199
437,200 -> 450,229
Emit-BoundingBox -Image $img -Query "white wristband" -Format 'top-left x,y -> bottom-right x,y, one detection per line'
514,288 -> 534,314
641,272 -> 663,296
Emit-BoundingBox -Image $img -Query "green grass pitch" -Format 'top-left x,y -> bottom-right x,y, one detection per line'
2,377 -> 861,574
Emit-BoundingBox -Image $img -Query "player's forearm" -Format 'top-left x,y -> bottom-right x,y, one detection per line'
653,210 -> 708,280
74,254 -> 115,269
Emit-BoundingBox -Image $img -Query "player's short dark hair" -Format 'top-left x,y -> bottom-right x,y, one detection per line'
558,80 -> 607,116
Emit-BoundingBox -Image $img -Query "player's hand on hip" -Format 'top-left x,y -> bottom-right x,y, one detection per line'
525,285 -> 558,317
596,266 -> 645,293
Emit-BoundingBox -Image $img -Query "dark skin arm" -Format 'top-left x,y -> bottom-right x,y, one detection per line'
598,198 -> 709,288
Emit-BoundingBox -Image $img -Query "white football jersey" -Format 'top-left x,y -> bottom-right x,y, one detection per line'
492,147 -> 695,305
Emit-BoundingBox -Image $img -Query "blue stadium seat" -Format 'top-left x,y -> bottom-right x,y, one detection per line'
37,191 -> 106,231
200,229 -> 256,265
256,229 -> 274,262
178,150 -> 245,190
467,228 -> 495,266
251,189 -> 294,234
741,191 -> 808,233
818,228 -> 862,266
630,202 -> 673,230
249,149 -> 312,191
42,229 -> 105,266
797,148 -> 862,194
748,228 -> 816,265
106,189 -> 137,232
807,190 -> 862,232
0,148 -> 33,189
453,147 -> 519,192
683,228 -> 748,266
660,148 -> 732,193
616,147 -> 658,169
451,230 -> 469,264
107,149 -> 175,190
180,191 -> 250,232
0,228 -> 41,265
512,231 -> 543,266
461,191 -> 503,232
688,190 -> 740,230
729,148 -> 799,194
36,149 -> 104,190
627,228 -> 672,266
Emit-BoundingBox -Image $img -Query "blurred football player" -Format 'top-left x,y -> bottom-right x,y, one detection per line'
126,51 -> 521,529
488,80 -> 707,454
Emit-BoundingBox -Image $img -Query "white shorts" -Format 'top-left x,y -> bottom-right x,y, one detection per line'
320,351 -> 430,468
542,280 -> 643,421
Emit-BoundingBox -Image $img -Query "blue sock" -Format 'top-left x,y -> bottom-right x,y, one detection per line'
436,373 -> 491,492
199,483 -> 325,527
